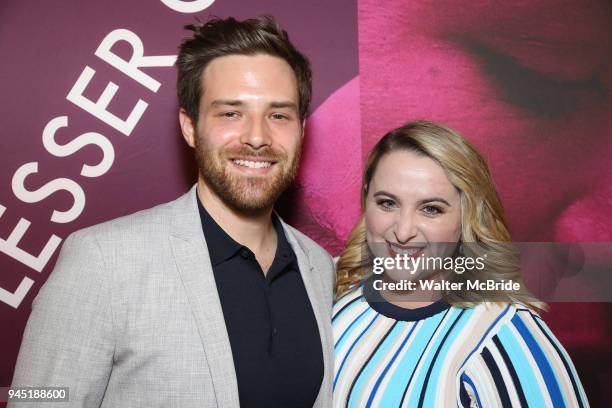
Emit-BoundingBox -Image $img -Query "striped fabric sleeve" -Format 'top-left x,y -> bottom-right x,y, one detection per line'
460,309 -> 589,408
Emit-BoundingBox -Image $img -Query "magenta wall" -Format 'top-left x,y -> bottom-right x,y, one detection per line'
1,0 -> 610,404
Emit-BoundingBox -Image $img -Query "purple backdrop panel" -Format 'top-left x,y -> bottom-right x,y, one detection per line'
0,0 -> 358,390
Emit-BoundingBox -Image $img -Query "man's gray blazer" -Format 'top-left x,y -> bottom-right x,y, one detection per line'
10,186 -> 336,407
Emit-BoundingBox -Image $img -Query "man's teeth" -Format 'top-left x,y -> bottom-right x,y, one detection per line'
391,246 -> 421,255
233,159 -> 272,169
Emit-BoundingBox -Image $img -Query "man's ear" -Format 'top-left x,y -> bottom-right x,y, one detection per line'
179,109 -> 196,148
301,118 -> 306,137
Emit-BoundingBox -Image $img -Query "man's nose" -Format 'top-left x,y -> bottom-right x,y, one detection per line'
240,115 -> 272,149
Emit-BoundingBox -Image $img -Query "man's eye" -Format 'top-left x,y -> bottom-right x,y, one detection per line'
422,205 -> 442,215
220,111 -> 240,119
376,199 -> 396,211
271,113 -> 288,120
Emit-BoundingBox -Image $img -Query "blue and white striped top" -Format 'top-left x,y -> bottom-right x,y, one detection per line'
333,284 -> 588,407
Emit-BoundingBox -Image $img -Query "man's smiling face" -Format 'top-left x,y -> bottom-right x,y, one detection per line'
180,53 -> 304,214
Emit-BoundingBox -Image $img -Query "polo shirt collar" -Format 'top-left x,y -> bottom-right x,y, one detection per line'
196,194 -> 296,276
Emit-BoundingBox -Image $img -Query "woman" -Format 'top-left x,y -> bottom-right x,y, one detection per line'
333,121 -> 588,407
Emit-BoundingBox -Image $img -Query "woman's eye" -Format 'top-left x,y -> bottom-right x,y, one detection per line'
376,199 -> 396,210
422,205 -> 442,215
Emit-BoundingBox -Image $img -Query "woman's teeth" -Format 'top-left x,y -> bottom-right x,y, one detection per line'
390,246 -> 422,256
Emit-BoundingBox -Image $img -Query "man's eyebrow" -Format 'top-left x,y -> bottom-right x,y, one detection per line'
210,99 -> 244,107
269,101 -> 298,110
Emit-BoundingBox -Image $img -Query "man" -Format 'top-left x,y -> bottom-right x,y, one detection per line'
10,16 -> 335,408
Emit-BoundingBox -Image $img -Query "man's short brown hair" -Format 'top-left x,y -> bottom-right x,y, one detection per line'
176,16 -> 312,123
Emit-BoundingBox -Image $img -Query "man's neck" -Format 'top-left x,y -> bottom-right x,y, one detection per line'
196,179 -> 277,265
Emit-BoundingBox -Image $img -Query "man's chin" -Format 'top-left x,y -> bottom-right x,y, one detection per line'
219,186 -> 281,214
226,197 -> 277,215
198,161 -> 296,215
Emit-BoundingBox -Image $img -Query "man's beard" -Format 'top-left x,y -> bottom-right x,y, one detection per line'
194,136 -> 301,216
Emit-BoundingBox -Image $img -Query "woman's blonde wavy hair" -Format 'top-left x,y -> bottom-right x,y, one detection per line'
335,120 -> 544,310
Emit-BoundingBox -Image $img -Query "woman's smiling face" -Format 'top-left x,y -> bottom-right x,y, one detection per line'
364,150 -> 462,281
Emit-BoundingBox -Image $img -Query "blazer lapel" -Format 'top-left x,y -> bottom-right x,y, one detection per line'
281,221 -> 333,408
169,186 -> 239,408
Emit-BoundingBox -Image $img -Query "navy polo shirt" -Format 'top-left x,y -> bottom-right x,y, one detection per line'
197,196 -> 323,407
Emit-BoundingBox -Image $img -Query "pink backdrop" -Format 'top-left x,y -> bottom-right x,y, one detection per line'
1,0 -> 610,404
